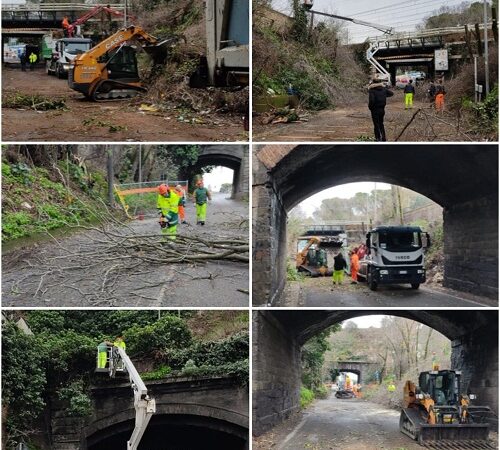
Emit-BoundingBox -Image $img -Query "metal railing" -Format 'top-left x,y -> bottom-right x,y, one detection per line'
2,3 -> 125,12
367,22 -> 493,44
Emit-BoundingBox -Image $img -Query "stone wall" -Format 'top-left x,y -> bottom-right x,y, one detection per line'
451,328 -> 499,417
252,312 -> 301,436
252,152 -> 287,305
444,196 -> 498,298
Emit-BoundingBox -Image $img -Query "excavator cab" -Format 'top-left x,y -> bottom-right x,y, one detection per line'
400,369 -> 492,445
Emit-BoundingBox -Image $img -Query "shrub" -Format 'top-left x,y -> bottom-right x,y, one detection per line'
57,380 -> 92,417
300,386 -> 315,408
141,365 -> 172,381
125,314 -> 193,355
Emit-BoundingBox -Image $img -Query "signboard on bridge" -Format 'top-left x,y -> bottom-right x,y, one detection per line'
434,49 -> 449,71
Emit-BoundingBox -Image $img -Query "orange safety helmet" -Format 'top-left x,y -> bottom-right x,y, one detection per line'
158,184 -> 169,195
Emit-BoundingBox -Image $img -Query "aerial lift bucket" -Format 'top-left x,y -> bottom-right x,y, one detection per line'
418,423 -> 491,448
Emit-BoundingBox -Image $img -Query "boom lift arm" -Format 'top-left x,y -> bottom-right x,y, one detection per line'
302,3 -> 394,82
67,5 -> 135,38
108,346 -> 156,450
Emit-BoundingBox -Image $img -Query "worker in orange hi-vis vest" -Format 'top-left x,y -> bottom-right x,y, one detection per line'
175,184 -> 187,224
350,248 -> 359,284
62,16 -> 70,36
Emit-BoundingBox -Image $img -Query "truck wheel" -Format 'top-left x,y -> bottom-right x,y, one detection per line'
411,283 -> 420,290
56,64 -> 64,79
368,270 -> 378,291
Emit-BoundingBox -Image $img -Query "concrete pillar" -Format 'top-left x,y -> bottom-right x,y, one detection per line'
252,156 -> 287,305
443,196 -> 498,298
232,148 -> 249,200
253,312 -> 302,436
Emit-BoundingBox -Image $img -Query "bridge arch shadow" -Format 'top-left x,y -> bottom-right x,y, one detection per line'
84,403 -> 248,450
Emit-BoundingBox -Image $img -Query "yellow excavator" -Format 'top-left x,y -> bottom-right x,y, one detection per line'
399,369 -> 493,447
68,25 -> 177,100
296,237 -> 330,276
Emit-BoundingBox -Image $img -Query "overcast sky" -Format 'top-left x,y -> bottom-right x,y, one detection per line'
344,315 -> 385,328
203,166 -> 234,192
271,0 -> 479,42
293,182 -> 391,217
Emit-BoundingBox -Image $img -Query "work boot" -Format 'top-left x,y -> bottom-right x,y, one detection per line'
201,221 -> 205,226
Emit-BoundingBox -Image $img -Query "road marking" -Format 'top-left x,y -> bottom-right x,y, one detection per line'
277,416 -> 309,450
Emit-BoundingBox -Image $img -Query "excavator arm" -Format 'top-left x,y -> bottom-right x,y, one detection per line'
70,25 -> 173,98
296,236 -> 320,267
82,25 -> 160,61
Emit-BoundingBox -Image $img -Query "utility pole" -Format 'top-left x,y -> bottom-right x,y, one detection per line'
124,0 -> 128,27
138,145 -> 142,185
107,146 -> 115,207
484,0 -> 490,94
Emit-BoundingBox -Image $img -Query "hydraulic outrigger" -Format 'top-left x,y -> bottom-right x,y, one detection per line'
96,345 -> 156,450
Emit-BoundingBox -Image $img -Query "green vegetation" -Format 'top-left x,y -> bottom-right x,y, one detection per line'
300,386 -> 315,408
287,262 -> 306,281
253,3 -> 366,111
3,92 -> 67,111
2,311 -> 248,447
2,157 -> 107,242
299,325 -> 341,408
463,84 -> 499,135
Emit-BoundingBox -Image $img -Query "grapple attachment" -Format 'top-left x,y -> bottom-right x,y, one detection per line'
419,423 -> 490,445
143,37 -> 180,65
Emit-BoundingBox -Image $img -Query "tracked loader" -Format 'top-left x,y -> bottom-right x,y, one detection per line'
69,25 -> 177,100
399,369 -> 493,449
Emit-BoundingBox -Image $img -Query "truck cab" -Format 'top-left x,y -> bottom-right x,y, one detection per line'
47,38 -> 93,78
358,226 -> 430,290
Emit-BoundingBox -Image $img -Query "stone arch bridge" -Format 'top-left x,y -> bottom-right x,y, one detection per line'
193,145 -> 249,200
252,144 -> 498,305
51,376 -> 248,450
252,310 -> 498,436
328,360 -> 380,384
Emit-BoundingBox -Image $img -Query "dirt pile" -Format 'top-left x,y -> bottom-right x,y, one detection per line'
253,4 -> 366,113
133,0 -> 248,123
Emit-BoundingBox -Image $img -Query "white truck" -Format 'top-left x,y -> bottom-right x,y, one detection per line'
358,226 -> 431,291
96,345 -> 156,450
46,37 -> 93,78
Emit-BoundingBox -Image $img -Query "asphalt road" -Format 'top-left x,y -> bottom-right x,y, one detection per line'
263,396 -> 422,450
2,193 -> 249,307
284,278 -> 496,308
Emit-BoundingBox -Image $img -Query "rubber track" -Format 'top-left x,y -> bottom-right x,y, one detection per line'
423,440 -> 495,449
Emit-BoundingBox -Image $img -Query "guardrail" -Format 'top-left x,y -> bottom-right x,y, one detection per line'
367,22 -> 493,43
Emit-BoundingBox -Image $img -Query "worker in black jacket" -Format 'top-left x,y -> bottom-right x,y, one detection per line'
368,77 -> 394,142
404,79 -> 415,109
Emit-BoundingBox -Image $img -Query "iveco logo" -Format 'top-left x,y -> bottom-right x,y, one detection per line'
395,256 -> 411,260
106,34 -> 125,49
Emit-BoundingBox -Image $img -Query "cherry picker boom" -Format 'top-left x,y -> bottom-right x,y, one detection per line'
97,344 -> 156,450
301,1 -> 394,83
